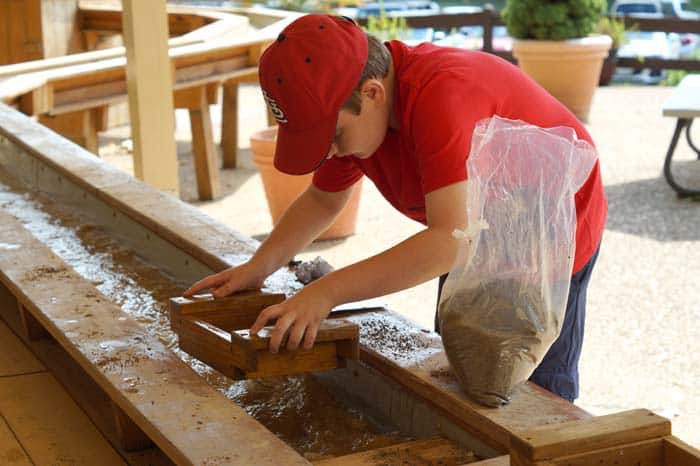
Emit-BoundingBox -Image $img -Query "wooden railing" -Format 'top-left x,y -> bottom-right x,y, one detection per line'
358,9 -> 700,71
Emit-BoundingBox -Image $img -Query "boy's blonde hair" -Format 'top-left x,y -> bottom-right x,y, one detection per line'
342,33 -> 391,115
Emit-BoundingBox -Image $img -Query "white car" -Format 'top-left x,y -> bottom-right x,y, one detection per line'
661,0 -> 700,19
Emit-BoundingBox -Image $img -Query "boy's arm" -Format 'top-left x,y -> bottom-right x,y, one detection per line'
251,180 -> 468,352
183,184 -> 354,297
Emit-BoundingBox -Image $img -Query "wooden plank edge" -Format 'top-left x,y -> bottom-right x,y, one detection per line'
664,435 -> 700,466
509,409 -> 672,462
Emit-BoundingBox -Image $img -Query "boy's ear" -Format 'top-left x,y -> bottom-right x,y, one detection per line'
360,79 -> 386,104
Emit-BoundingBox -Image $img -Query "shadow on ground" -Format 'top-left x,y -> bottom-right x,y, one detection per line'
604,168 -> 700,242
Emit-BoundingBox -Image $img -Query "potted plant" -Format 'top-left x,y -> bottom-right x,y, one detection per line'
250,126 -> 363,241
503,0 -> 612,122
595,15 -> 629,85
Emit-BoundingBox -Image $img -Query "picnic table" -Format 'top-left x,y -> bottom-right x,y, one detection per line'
662,74 -> 700,197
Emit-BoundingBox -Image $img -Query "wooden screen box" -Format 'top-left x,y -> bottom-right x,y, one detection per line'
169,291 -> 360,379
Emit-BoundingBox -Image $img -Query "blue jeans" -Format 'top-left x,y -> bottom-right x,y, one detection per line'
435,245 -> 601,402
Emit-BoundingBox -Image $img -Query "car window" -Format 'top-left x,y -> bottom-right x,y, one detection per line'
616,4 -> 659,13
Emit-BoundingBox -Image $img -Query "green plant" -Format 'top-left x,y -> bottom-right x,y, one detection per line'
503,0 -> 607,40
595,15 -> 629,49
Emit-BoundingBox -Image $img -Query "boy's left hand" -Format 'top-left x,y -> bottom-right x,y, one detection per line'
250,284 -> 334,353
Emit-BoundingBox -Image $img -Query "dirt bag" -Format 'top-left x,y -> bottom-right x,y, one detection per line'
438,116 -> 598,407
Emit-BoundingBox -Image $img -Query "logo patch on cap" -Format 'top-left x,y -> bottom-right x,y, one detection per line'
262,90 -> 288,124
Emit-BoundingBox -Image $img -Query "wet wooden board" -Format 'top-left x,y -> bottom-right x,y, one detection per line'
0,319 -> 44,376
314,437 -> 479,465
341,311 -> 592,453
0,415 -> 32,466
0,208 -> 309,466
0,372 -> 125,465
0,290 -> 172,465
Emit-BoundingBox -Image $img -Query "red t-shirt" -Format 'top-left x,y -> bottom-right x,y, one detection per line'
312,41 -> 607,274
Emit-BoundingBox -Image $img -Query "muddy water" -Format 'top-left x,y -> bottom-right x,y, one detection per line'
0,177 -> 407,460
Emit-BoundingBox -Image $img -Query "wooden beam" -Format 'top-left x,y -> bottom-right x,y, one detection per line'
18,303 -> 50,341
664,436 -> 700,466
315,437 -> 479,465
38,109 -> 100,154
39,0 -> 83,58
187,85 -> 221,200
0,319 -> 45,377
122,0 -> 179,196
221,67 -> 259,168
18,84 -> 52,115
221,80 -> 239,168
509,409 -> 671,464
111,402 -> 153,452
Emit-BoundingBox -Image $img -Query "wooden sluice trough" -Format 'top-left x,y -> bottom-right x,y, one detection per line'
0,103 -> 699,465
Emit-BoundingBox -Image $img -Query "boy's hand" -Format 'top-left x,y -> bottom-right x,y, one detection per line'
183,263 -> 265,298
250,284 -> 334,353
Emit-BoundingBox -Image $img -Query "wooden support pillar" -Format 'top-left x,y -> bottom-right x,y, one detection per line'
221,66 -> 263,169
221,80 -> 239,169
111,401 -> 153,451
18,303 -> 50,341
19,85 -> 52,116
39,109 -> 101,154
174,85 -> 221,200
122,0 -> 179,196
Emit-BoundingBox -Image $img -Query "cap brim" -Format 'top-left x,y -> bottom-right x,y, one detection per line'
273,118 -> 337,175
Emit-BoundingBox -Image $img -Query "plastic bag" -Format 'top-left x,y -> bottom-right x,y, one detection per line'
438,116 -> 598,407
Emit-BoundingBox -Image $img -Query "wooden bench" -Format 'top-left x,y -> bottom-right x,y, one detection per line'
662,74 -> 700,197
0,5 -> 293,201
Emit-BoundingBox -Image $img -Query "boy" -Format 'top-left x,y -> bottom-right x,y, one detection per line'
185,14 -> 606,402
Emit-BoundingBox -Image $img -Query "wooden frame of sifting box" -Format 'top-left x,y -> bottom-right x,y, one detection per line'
0,102 -> 698,465
169,292 -> 360,379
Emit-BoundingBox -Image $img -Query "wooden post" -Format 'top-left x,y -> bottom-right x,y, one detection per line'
39,109 -> 100,154
221,67 -> 261,169
173,85 -> 221,200
221,81 -> 239,169
18,303 -> 50,341
122,0 -> 179,196
111,401 -> 153,451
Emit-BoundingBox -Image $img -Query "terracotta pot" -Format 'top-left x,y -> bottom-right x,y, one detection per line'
512,35 -> 612,122
250,126 -> 362,241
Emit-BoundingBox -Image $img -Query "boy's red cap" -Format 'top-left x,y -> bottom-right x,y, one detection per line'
258,15 -> 368,175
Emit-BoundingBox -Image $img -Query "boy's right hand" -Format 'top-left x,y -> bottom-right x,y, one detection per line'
183,263 -> 265,298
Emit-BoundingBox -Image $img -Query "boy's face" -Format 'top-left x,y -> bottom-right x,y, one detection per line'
325,78 -> 392,162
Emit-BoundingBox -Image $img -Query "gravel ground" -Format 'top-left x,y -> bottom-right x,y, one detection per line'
100,82 -> 700,447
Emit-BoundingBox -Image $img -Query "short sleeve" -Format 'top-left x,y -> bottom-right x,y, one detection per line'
411,73 -> 497,194
312,156 -> 364,192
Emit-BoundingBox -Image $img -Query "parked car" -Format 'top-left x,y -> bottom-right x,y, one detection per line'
610,0 -> 664,18
660,0 -> 700,19
338,0 -> 440,19
616,31 -> 680,83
